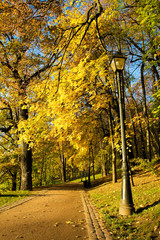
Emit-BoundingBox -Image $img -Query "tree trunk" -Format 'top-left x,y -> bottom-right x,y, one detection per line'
109,103 -> 117,183
150,126 -> 160,159
100,141 -> 107,177
91,146 -> 95,180
20,107 -> 32,190
132,124 -> 138,158
88,148 -> 91,187
11,170 -> 17,191
60,154 -> 66,182
101,161 -> 107,177
59,142 -> 66,183
21,143 -> 32,190
141,63 -> 152,161
129,90 -> 146,159
62,156 -> 66,182
40,155 -> 45,186
126,96 -> 138,158
106,154 -> 110,175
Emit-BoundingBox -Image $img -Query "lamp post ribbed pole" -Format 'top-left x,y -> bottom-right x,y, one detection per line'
117,70 -> 134,216
111,52 -> 134,216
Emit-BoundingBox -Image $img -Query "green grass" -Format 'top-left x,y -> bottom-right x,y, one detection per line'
88,171 -> 160,240
0,190 -> 30,208
70,173 -> 103,183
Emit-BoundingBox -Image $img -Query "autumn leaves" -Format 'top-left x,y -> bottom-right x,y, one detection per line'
0,0 -> 159,190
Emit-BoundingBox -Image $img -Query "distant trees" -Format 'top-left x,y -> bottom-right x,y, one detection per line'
0,0 -> 159,190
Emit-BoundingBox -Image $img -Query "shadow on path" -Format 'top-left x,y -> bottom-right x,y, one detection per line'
33,175 -> 115,192
33,182 -> 84,191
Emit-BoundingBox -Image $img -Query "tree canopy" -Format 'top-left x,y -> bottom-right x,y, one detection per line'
0,0 -> 159,190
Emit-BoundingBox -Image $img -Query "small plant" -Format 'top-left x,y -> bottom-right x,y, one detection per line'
131,158 -> 159,175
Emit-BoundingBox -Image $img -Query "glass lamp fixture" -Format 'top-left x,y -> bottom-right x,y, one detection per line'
111,53 -> 127,72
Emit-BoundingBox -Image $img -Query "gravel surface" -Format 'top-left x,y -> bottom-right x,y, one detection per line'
0,183 -> 88,240
0,182 -> 112,240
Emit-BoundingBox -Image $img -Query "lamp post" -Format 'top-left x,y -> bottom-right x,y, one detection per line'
111,52 -> 134,216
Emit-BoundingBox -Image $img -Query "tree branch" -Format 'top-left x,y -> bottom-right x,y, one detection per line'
96,17 -> 108,53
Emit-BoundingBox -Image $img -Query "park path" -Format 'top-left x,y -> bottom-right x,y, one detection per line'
0,182 -> 111,240
0,183 -> 89,240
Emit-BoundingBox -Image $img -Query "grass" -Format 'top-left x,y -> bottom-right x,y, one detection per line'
70,173 -> 105,183
0,190 -> 30,208
88,168 -> 160,240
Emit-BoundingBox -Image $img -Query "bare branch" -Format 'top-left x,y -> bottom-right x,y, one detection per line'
96,17 -> 108,53
0,125 -> 12,133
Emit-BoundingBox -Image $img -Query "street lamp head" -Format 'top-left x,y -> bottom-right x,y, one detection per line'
111,52 -> 127,72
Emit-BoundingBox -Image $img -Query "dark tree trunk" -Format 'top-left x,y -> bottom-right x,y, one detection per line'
100,141 -> 107,177
11,171 -> 17,191
59,141 -> 66,183
40,157 -> 44,186
21,143 -> 32,190
105,154 -> 110,175
129,91 -> 147,159
126,96 -> 138,158
61,155 -> 66,182
132,124 -> 138,158
91,146 -> 95,180
141,63 -> 152,161
109,103 -> 117,183
150,59 -> 160,158
139,121 -> 147,159
101,161 -> 107,177
88,148 -> 91,187
20,107 -> 32,190
150,125 -> 160,159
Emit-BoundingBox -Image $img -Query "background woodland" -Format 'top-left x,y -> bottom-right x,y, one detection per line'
0,0 -> 159,190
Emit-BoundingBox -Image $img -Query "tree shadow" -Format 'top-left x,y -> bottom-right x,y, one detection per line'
136,199 -> 160,213
87,173 -> 123,190
0,194 -> 30,197
85,176 -> 114,190
138,179 -> 160,186
89,180 -> 111,190
33,178 -> 113,192
34,182 -> 85,191
0,194 -> 18,197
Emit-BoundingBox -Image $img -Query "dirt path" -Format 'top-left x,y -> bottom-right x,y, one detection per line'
0,183 -> 89,240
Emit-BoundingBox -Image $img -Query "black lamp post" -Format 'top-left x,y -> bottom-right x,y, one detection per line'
111,52 -> 134,216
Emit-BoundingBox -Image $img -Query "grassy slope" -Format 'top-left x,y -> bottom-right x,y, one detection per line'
0,191 -> 30,208
88,169 -> 160,240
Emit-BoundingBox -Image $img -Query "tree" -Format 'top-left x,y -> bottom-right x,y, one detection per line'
0,0 -> 159,190
0,0 -> 63,190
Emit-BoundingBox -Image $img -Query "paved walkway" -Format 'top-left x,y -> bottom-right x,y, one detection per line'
0,183 -> 111,240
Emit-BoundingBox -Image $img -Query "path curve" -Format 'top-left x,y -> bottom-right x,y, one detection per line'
0,182 -> 111,240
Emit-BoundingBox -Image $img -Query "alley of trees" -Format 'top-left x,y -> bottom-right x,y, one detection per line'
0,0 -> 159,190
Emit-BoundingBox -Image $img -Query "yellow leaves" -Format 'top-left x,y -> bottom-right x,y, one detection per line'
18,110 -> 50,147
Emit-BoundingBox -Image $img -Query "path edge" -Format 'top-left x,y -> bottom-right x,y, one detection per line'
81,191 -> 112,240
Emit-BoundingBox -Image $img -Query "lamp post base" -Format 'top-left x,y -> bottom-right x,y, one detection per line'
119,204 -> 135,216
119,161 -> 134,216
